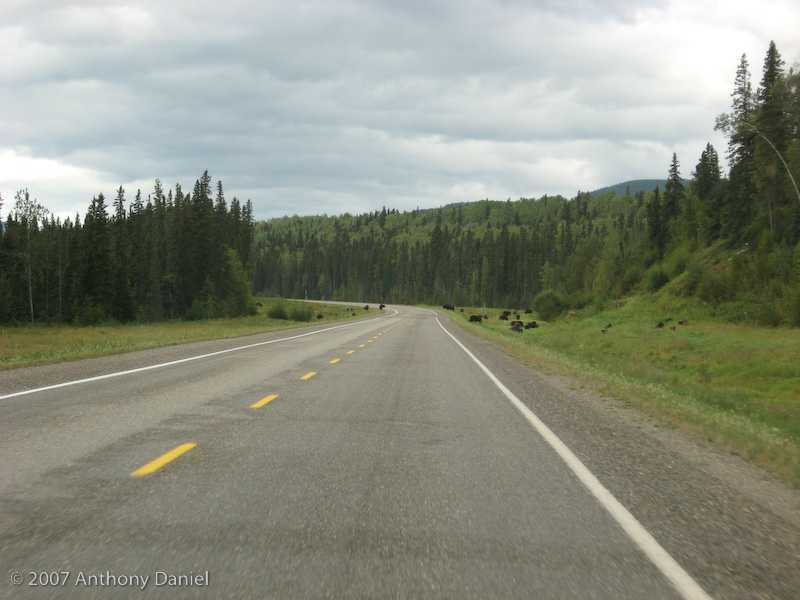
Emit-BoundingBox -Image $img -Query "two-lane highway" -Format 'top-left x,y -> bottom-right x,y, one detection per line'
2,305 -> 798,598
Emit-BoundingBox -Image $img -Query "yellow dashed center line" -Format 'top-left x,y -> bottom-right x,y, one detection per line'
251,394 -> 278,408
130,443 -> 197,478
347,350 -> 356,354
359,344 -> 366,348
330,359 -> 340,364
301,372 -> 317,380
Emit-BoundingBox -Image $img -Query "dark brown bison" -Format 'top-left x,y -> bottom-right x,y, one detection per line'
443,303 -> 455,311
469,315 -> 483,323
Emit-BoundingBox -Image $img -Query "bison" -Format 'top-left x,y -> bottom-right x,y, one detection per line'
443,303 -> 455,311
469,315 -> 483,323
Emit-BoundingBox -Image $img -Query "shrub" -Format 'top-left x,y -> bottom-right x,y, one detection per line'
619,266 -> 643,294
76,304 -> 110,326
756,300 -> 782,327
645,265 -> 669,292
665,246 -> 691,278
289,304 -> 314,322
697,271 -> 728,305
681,259 -> 705,296
267,300 -> 289,320
568,291 -> 594,310
532,289 -> 569,321
788,286 -> 800,328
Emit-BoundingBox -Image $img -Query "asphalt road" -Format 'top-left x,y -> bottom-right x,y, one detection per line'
1,305 -> 798,599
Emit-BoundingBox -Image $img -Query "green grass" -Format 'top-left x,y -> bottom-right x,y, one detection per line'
0,299 -> 364,370
450,297 -> 800,487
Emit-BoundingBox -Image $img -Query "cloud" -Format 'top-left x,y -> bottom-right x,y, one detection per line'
0,0 -> 798,221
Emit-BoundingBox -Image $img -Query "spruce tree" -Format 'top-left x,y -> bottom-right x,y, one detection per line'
716,54 -> 757,243
693,143 -> 723,241
647,187 -> 666,256
663,153 -> 684,223
80,193 -> 113,321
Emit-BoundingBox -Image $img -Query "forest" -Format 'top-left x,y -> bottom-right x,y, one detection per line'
249,42 -> 800,325
1,42 -> 798,327
0,173 -> 255,324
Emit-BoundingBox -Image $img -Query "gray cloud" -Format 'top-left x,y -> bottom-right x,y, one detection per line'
1,0 -> 798,220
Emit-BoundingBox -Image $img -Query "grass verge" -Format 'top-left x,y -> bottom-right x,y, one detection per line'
0,299 -> 366,370
448,298 -> 800,488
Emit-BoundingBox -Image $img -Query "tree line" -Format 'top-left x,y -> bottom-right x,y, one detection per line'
0,172 -> 255,324
251,42 -> 800,325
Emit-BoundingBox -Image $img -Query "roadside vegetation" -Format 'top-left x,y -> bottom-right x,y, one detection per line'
450,282 -> 800,487
0,299 -> 365,370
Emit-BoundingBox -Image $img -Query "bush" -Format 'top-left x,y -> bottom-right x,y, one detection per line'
681,259 -> 705,296
788,286 -> 800,328
756,300 -> 782,327
289,304 -> 314,322
697,271 -> 728,305
76,304 -> 111,326
568,291 -> 594,310
619,265 -> 643,294
665,246 -> 691,278
645,265 -> 669,292
532,289 -> 569,321
267,300 -> 289,320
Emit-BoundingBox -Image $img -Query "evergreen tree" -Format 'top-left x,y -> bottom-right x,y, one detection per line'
110,186 -> 133,322
693,143 -> 724,241
646,187 -> 666,256
12,189 -> 49,323
716,54 -> 757,243
663,153 -> 684,223
80,193 -> 113,321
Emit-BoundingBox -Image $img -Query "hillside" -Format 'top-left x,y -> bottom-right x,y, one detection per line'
588,179 -> 691,197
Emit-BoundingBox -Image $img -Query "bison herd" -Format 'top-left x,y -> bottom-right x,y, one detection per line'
449,305 -> 538,332
445,302 -> 690,336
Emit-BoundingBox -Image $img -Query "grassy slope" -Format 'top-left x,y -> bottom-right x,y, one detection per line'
0,299 -> 364,370
448,295 -> 800,487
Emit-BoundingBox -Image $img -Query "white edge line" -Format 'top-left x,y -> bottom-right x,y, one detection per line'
1,309 -> 399,401
435,316 -> 712,600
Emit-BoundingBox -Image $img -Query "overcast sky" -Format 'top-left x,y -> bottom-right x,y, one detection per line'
1,0 -> 798,222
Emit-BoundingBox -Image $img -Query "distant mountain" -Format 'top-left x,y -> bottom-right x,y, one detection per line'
588,179 -> 690,197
